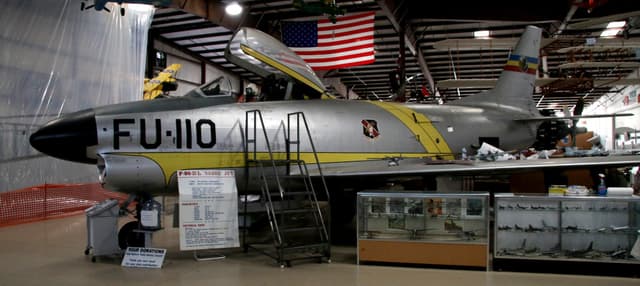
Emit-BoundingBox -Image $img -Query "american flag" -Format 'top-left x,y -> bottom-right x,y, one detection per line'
281,11 -> 375,70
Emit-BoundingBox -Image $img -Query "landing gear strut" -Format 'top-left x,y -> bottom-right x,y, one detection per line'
117,193 -> 158,249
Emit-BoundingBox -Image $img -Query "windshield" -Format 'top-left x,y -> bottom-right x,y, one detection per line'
183,76 -> 234,98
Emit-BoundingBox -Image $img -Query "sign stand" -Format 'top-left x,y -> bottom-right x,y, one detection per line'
177,169 -> 240,259
193,250 -> 226,261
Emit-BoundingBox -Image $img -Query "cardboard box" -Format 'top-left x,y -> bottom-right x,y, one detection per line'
563,169 -> 594,189
510,171 -> 545,193
556,131 -> 594,149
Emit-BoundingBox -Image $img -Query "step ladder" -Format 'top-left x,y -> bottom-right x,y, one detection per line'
242,110 -> 331,268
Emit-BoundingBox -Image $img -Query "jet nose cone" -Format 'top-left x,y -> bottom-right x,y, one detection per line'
29,109 -> 98,164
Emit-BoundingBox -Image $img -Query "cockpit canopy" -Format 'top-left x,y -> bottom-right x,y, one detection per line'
183,76 -> 235,98
224,27 -> 328,97
182,27 -> 330,101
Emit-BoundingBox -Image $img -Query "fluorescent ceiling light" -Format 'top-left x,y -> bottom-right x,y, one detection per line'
125,4 -> 154,13
474,30 -> 490,38
225,2 -> 242,16
600,29 -> 621,38
606,21 -> 626,29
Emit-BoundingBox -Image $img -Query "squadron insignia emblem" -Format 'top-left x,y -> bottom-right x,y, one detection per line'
519,56 -> 528,72
361,119 -> 379,139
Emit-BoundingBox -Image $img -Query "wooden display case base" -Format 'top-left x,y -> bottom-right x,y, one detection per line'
358,239 -> 487,268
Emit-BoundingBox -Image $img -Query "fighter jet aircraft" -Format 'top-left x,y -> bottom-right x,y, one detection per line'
29,26 -> 640,245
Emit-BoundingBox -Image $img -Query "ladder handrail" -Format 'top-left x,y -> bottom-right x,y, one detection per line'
256,162 -> 283,245
295,160 -> 329,241
244,109 -> 331,267
246,109 -> 284,197
287,112 -> 331,246
287,112 -> 330,201
245,110 -> 284,246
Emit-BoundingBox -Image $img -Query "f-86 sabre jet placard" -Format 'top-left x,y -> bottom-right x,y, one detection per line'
177,170 -> 239,251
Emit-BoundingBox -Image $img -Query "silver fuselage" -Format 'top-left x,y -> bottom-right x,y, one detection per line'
88,96 -> 537,193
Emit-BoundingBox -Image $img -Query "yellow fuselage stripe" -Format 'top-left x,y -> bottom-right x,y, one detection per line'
124,152 -> 429,184
368,101 -> 453,160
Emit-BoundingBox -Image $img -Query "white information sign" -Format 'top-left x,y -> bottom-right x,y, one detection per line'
121,247 -> 166,268
178,169 -> 240,251
140,209 -> 159,228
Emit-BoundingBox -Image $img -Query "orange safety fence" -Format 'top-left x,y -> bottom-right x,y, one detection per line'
0,183 -> 129,227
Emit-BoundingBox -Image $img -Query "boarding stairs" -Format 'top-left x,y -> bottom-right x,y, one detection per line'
242,110 -> 331,267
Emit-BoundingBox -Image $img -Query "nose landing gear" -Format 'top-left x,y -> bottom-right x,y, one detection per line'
117,193 -> 162,249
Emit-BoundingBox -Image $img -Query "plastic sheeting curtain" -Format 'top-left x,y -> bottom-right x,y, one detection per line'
0,0 -> 154,192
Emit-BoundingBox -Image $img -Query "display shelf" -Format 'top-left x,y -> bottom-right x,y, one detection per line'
494,194 -> 640,264
357,191 -> 489,269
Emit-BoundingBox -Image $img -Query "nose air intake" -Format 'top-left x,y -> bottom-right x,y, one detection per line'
29,109 -> 98,164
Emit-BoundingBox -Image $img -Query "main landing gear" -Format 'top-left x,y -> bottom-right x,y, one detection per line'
117,193 -> 160,250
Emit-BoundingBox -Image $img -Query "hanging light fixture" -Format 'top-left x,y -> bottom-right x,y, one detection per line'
600,21 -> 626,38
474,30 -> 490,39
225,1 -> 243,16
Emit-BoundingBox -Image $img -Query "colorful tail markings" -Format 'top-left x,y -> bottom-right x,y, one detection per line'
504,54 -> 538,75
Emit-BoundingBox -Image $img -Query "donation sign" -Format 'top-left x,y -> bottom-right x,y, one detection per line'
177,169 -> 239,251
121,247 -> 166,268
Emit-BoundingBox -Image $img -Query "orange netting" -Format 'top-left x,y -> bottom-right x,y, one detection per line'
0,183 -> 129,227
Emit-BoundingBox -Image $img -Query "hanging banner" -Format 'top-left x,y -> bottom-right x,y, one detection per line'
177,170 -> 239,251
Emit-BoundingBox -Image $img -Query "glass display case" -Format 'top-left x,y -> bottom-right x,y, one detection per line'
356,191 -> 490,269
494,193 -> 640,264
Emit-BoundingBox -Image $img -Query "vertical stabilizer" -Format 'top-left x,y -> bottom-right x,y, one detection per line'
459,25 -> 542,115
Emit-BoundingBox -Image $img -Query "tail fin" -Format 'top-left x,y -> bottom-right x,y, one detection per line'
458,25 -> 542,115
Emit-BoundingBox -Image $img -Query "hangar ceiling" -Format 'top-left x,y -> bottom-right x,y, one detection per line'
149,0 -> 640,112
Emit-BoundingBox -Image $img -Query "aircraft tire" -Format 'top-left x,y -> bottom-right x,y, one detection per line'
118,221 -> 145,249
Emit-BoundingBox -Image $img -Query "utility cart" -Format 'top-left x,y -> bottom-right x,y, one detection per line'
84,198 -> 122,262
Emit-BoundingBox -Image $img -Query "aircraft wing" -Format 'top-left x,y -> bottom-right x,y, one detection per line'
514,113 -> 634,122
437,77 -> 640,89
305,155 -> 640,177
558,61 -> 640,69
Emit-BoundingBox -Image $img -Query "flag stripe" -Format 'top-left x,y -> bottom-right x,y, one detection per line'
282,12 -> 375,70
318,31 -> 374,43
318,22 -> 373,35
318,27 -> 374,39
318,35 -> 374,47
292,44 -> 373,56
310,57 -> 375,69
302,51 -> 375,63
292,41 -> 373,52
318,19 -> 374,33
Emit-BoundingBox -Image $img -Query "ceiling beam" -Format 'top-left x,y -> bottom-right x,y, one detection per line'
167,31 -> 233,42
376,0 -> 435,94
153,33 -> 257,84
152,15 -> 203,26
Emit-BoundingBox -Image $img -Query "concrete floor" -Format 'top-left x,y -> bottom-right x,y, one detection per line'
0,214 -> 638,286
